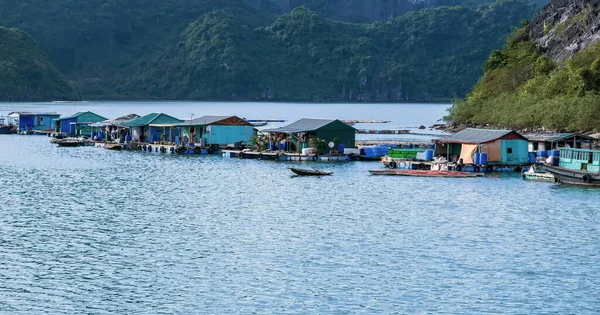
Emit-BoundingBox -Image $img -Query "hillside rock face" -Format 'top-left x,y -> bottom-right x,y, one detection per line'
530,0 -> 600,61
251,0 -> 457,22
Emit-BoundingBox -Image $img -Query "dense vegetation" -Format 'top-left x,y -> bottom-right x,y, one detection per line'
125,0 -> 537,101
0,0 -> 537,101
0,27 -> 80,101
447,23 -> 600,132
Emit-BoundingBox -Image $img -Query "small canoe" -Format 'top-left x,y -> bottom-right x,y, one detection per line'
368,169 -> 483,178
289,167 -> 333,176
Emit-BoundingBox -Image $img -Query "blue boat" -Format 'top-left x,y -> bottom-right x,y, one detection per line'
0,125 -> 14,134
544,148 -> 600,186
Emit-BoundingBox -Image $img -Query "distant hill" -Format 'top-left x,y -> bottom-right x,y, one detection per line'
251,0 -> 548,22
0,27 -> 80,101
124,1 -> 538,102
0,0 -> 537,101
447,0 -> 600,132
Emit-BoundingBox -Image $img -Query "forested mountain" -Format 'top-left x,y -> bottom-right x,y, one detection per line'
251,0 -> 548,22
0,27 -> 80,101
447,0 -> 600,132
0,0 -> 537,101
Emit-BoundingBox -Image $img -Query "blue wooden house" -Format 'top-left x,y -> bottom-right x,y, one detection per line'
124,113 -> 183,143
174,115 -> 256,146
434,128 -> 529,165
54,111 -> 107,135
8,112 -> 60,131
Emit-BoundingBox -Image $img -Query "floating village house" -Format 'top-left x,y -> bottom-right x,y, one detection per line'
174,115 -> 256,147
90,114 -> 140,141
523,133 -> 598,151
434,128 -> 529,164
54,111 -> 107,135
263,118 -> 356,152
8,112 -> 60,131
124,113 -> 183,143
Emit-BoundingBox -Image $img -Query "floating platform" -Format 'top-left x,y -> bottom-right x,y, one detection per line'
222,150 -> 352,162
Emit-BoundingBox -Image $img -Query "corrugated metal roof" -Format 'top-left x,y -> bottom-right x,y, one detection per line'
56,111 -> 107,122
523,132 -> 598,142
57,111 -> 86,120
263,118 -> 355,133
124,113 -> 182,127
8,112 -> 60,116
174,115 -> 230,126
437,128 -> 517,144
90,114 -> 140,127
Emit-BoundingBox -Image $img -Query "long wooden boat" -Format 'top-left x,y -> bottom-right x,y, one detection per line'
289,167 -> 333,176
544,148 -> 600,186
368,169 -> 483,178
104,143 -> 123,150
55,138 -> 85,147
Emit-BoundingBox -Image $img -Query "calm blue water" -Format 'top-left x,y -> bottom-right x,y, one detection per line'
1,102 -> 599,314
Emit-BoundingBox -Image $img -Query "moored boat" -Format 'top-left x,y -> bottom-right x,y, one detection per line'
104,143 -> 123,150
55,138 -> 86,147
544,148 -> 600,186
0,125 -> 14,134
522,165 -> 556,182
289,167 -> 333,176
368,169 -> 483,178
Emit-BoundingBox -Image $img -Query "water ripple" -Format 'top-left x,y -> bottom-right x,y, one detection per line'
1,135 -> 599,314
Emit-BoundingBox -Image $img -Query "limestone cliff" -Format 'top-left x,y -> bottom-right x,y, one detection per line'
530,0 -> 600,61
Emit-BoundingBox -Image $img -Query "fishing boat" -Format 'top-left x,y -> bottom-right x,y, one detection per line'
104,143 -> 123,150
521,165 -> 557,182
544,148 -> 600,186
0,125 -> 14,134
289,167 -> 333,176
55,138 -> 86,147
368,169 -> 483,178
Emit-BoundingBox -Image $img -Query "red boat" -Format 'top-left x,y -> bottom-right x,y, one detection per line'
368,169 -> 483,178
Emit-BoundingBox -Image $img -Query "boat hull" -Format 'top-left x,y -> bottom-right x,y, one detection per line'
289,168 -> 333,176
0,126 -> 14,134
544,165 -> 600,186
369,169 -> 482,178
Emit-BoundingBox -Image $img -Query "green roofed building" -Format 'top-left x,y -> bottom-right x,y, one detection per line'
124,113 -> 183,143
264,118 -> 356,153
173,115 -> 256,147
54,111 -> 107,135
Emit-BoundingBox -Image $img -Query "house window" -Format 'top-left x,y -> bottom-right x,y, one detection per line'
507,148 -> 512,154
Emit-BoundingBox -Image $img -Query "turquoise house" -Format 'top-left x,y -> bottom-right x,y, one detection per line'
54,111 -> 107,135
434,128 -> 529,165
8,111 -> 60,131
174,115 -> 256,146
263,118 -> 357,153
124,113 -> 183,143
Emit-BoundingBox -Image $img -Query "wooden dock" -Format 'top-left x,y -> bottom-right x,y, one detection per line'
222,150 -> 352,161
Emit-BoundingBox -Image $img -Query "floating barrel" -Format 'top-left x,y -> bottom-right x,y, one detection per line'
424,149 -> 434,161
279,141 -> 286,151
338,144 -> 345,154
480,152 -> 488,165
126,135 -> 132,142
473,153 -> 481,165
528,152 -> 536,164
552,155 -> 560,166
549,150 -> 560,157
537,150 -> 548,158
